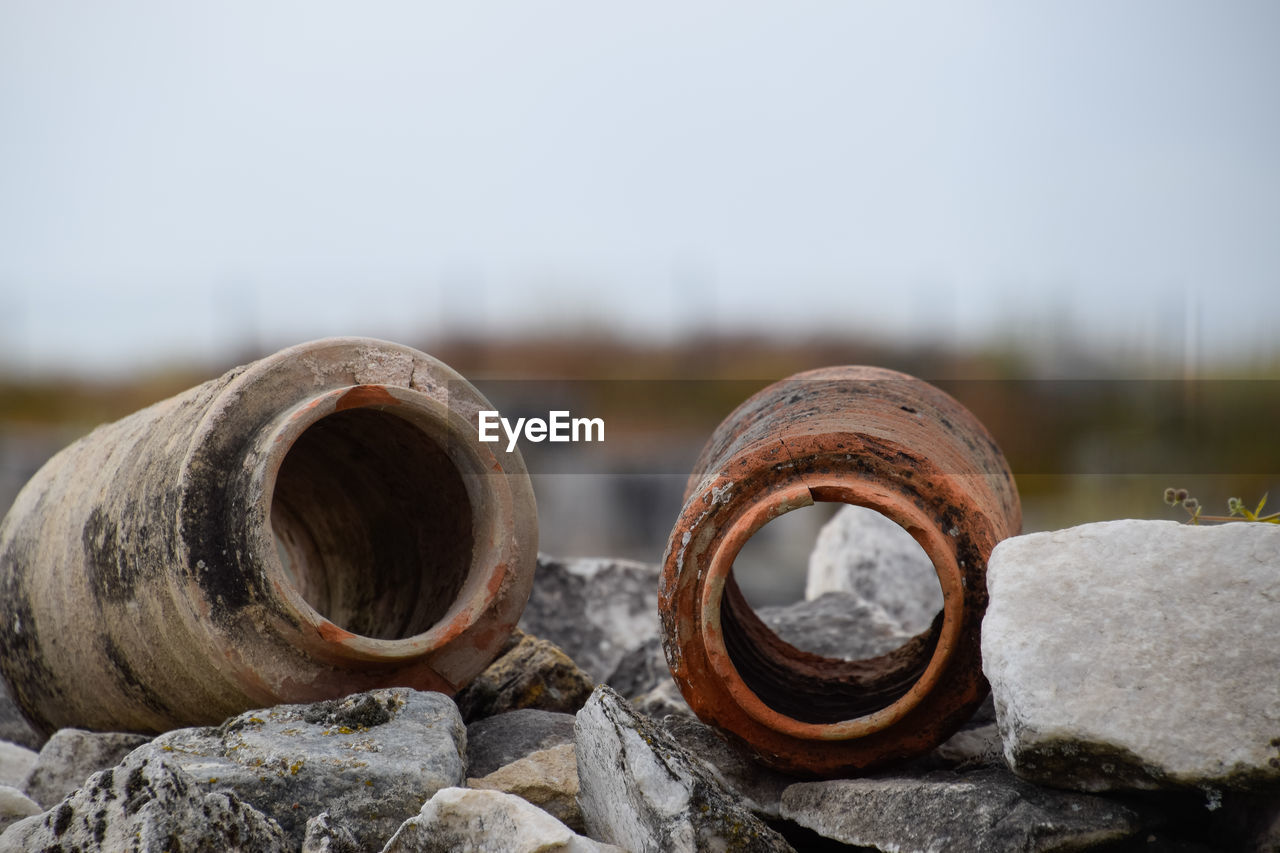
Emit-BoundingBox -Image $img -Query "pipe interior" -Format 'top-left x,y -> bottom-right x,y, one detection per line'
723,503 -> 943,725
269,408 -> 473,640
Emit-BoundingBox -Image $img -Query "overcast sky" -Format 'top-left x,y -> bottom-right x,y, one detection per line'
1,2 -> 1277,376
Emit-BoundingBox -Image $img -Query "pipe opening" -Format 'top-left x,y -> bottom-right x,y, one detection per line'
269,408 -> 474,640
723,501 -> 944,725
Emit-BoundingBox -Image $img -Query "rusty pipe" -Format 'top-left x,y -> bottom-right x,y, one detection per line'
0,338 -> 537,735
659,366 -> 1020,776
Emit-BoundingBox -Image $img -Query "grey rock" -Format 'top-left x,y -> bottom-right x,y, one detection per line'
806,504 -> 942,633
757,591 -> 914,660
604,637 -> 687,720
0,681 -> 41,751
606,636 -> 668,699
381,786 -> 622,852
0,751 -> 288,852
0,743 -> 35,790
781,768 -> 1145,852
521,555 -> 662,681
455,630 -> 595,722
927,723 -> 1004,771
1213,789 -> 1280,853
467,709 -> 576,777
661,716 -> 796,819
469,743 -> 583,831
22,728 -> 151,808
983,520 -> 1280,791
0,786 -> 39,834
137,688 -> 465,850
575,685 -> 793,852
604,591 -> 923,741
967,693 -> 997,727
608,593 -> 914,725
1250,794 -> 1280,852
631,678 -> 694,720
904,697 -> 1003,773
302,811 -> 361,853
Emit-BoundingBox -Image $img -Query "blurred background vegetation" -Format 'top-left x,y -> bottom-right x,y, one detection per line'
4,334 -> 1275,605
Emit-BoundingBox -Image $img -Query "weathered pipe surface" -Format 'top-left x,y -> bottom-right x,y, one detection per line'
660,366 -> 1021,777
0,338 -> 537,735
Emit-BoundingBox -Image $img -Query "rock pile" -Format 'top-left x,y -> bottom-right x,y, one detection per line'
2,751 -> 292,852
1,532 -> 1278,851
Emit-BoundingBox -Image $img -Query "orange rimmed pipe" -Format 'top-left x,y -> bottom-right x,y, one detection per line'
0,338 -> 537,735
659,366 -> 1020,776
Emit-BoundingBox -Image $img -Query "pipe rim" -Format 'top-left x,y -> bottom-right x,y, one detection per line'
254,383 -> 515,663
698,474 -> 964,741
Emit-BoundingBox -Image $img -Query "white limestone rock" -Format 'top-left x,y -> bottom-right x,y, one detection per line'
983,520 -> 1280,791
21,728 -> 151,808
805,504 -> 941,633
0,786 -> 40,834
574,686 -> 793,853
0,743 -> 35,790
660,716 -> 796,819
380,787 -> 622,853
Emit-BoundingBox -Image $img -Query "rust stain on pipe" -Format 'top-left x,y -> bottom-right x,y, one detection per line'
659,366 -> 1020,776
0,338 -> 538,735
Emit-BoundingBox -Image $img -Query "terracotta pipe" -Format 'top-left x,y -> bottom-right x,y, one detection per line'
0,338 -> 537,735
659,366 -> 1020,776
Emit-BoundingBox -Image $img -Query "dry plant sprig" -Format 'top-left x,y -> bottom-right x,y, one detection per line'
1163,488 -> 1280,525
